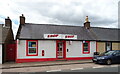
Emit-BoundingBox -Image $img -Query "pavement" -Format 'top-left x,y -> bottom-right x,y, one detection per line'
0,60 -> 92,69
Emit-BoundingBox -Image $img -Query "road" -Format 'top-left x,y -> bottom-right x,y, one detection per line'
45,64 -> 119,72
1,63 -> 119,73
62,65 -> 119,72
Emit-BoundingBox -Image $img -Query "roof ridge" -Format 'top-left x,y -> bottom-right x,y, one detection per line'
25,23 -> 119,29
91,26 -> 119,30
25,23 -> 83,27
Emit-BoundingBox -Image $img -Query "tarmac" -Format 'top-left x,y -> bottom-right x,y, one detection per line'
0,60 -> 92,69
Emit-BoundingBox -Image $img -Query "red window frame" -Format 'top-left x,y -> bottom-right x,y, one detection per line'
56,40 -> 66,59
82,41 -> 90,54
26,40 -> 38,56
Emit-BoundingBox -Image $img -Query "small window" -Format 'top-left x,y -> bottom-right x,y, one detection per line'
83,41 -> 90,54
26,40 -> 38,56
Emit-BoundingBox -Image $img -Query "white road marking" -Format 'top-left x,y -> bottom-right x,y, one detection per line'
46,69 -> 61,72
93,66 -> 104,68
110,65 -> 118,67
71,68 -> 83,70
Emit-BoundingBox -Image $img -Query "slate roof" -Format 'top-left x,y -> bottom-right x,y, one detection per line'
91,27 -> 119,41
2,27 -> 10,43
0,24 -> 9,44
16,23 -> 119,41
0,24 -> 14,44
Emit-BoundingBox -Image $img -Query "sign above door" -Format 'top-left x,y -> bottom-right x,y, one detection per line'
44,34 -> 77,39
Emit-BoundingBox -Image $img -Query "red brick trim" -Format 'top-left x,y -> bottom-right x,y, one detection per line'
15,40 -> 18,62
16,57 -> 93,63
16,58 -> 57,63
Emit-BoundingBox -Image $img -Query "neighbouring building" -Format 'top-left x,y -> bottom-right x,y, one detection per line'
0,17 -> 15,64
0,24 -> 3,64
15,15 -> 119,63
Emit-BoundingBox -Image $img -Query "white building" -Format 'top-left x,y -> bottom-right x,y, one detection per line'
15,15 -> 119,63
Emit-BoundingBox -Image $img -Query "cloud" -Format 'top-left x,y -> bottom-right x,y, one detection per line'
0,0 -> 119,37
0,15 -> 5,24
14,0 -> 118,25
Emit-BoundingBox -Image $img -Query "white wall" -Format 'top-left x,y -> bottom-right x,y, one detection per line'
0,44 -> 2,64
90,41 -> 96,56
38,40 -> 56,58
66,41 -> 82,57
66,41 -> 96,58
17,40 -> 56,59
17,40 -> 96,59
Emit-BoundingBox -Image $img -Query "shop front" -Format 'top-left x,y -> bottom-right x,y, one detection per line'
16,34 -> 96,63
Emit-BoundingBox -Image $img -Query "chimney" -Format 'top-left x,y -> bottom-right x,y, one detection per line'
20,14 -> 25,25
84,16 -> 90,29
5,17 -> 12,28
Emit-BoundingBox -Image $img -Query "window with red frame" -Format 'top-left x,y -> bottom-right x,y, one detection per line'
83,41 -> 90,54
26,40 -> 38,56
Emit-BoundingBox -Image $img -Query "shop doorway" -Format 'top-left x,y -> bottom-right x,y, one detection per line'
56,40 -> 66,59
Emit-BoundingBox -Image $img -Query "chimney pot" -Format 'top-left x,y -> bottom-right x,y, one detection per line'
7,16 -> 10,19
22,14 -> 24,17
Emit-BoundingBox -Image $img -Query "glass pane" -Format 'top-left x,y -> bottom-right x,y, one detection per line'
83,43 -> 88,51
60,48 -> 62,51
28,41 -> 37,54
29,42 -> 36,47
106,42 -> 111,51
29,48 -> 36,53
84,43 -> 88,46
107,42 -> 111,46
84,49 -> 88,51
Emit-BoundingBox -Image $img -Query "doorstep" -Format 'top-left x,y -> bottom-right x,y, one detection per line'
1,60 -> 92,69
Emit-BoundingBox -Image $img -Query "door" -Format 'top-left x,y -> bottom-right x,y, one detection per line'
56,40 -> 66,59
106,42 -> 112,51
6,44 -> 16,61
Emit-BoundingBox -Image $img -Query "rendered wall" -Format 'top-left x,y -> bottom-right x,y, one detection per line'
66,41 -> 82,58
66,41 -> 96,58
17,40 -> 96,62
17,40 -> 56,59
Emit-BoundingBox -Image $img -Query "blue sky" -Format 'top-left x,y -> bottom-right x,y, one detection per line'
0,0 -> 119,37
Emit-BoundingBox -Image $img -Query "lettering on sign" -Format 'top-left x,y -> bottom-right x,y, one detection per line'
44,34 -> 61,39
44,34 -> 77,39
48,34 -> 58,37
65,35 -> 74,38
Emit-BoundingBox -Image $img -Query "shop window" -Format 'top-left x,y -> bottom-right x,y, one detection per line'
83,41 -> 90,54
26,40 -> 38,56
